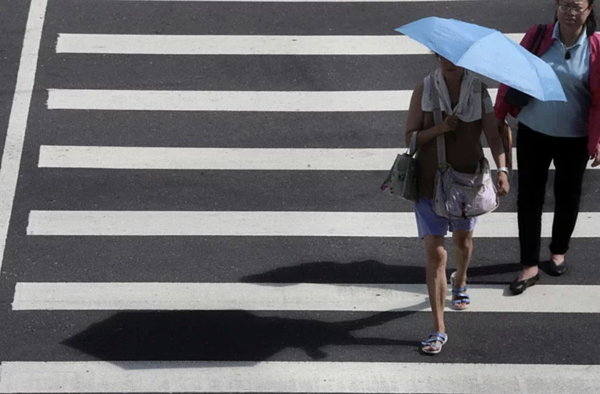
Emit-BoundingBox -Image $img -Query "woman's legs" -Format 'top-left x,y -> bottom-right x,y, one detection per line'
422,230 -> 473,351
550,136 -> 588,264
423,234 -> 447,352
516,125 -> 553,279
417,199 -> 475,350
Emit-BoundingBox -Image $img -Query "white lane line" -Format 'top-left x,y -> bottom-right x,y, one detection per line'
0,361 -> 597,393
46,89 -> 497,112
56,34 -> 524,55
0,0 -> 47,275
12,282 -> 600,313
38,146 -> 599,171
25,211 -> 600,238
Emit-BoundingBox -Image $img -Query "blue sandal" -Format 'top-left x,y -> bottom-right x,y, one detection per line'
450,272 -> 470,310
421,332 -> 448,355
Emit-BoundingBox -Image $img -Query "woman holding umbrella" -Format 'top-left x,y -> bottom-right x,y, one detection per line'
495,0 -> 600,295
404,56 -> 510,354
396,15 -> 562,354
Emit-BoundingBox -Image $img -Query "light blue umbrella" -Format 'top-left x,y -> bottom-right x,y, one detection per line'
396,17 -> 566,102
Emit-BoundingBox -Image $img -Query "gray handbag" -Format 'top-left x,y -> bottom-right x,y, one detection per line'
430,84 -> 499,219
380,131 -> 419,202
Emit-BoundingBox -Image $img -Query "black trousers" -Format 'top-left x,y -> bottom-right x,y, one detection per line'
517,123 -> 589,267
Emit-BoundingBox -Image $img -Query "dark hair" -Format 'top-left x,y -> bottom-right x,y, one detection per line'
587,0 -> 598,36
555,0 -> 597,36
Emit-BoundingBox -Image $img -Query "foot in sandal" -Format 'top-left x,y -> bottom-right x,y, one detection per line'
421,332 -> 448,355
450,271 -> 470,310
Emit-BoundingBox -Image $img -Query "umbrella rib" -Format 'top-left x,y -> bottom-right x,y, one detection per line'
454,34 -> 490,65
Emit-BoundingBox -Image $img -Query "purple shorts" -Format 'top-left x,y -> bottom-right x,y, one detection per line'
414,198 -> 477,239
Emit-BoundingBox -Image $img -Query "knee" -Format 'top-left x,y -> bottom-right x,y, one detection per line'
426,246 -> 447,268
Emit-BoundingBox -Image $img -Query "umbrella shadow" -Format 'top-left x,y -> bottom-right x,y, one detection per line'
63,310 -> 418,369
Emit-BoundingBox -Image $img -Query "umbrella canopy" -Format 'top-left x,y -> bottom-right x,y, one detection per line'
396,17 -> 566,102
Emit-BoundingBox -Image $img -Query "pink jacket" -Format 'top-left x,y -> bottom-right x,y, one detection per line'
495,23 -> 600,156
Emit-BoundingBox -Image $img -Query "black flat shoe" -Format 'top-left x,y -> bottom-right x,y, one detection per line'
548,259 -> 567,276
509,273 -> 540,295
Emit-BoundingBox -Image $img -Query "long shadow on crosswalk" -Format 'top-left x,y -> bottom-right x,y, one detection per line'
63,309 -> 418,366
241,259 -> 520,284
61,261 -> 520,366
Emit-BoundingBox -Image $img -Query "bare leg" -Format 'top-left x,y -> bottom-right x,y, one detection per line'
452,229 -> 473,308
423,235 -> 447,352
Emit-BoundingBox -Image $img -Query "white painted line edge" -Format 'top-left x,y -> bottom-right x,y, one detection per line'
0,361 -> 597,393
0,0 -> 47,276
25,211 -> 600,238
12,282 -> 600,313
46,89 -> 497,112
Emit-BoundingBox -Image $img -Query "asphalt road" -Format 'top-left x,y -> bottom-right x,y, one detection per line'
0,0 -> 598,393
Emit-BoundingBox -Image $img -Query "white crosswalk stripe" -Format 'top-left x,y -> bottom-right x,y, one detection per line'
1,0 -> 598,392
25,210 -> 600,237
12,282 -> 600,312
37,146 -> 600,170
56,34 -> 524,55
1,361 -> 598,393
45,89 -> 417,111
47,88 -> 497,111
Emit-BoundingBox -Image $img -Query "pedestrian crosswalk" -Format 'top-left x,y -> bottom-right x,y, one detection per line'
2,0 -> 600,393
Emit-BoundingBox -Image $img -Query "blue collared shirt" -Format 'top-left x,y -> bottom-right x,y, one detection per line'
518,23 -> 591,138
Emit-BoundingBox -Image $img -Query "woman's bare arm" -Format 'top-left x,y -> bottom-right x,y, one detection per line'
483,110 -> 510,195
405,82 -> 456,147
482,111 -> 507,169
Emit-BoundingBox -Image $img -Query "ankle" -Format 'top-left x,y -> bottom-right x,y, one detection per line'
455,273 -> 467,285
520,266 -> 539,279
551,254 -> 565,264
523,265 -> 538,272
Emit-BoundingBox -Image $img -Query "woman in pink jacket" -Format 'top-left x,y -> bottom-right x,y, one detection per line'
495,0 -> 600,295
